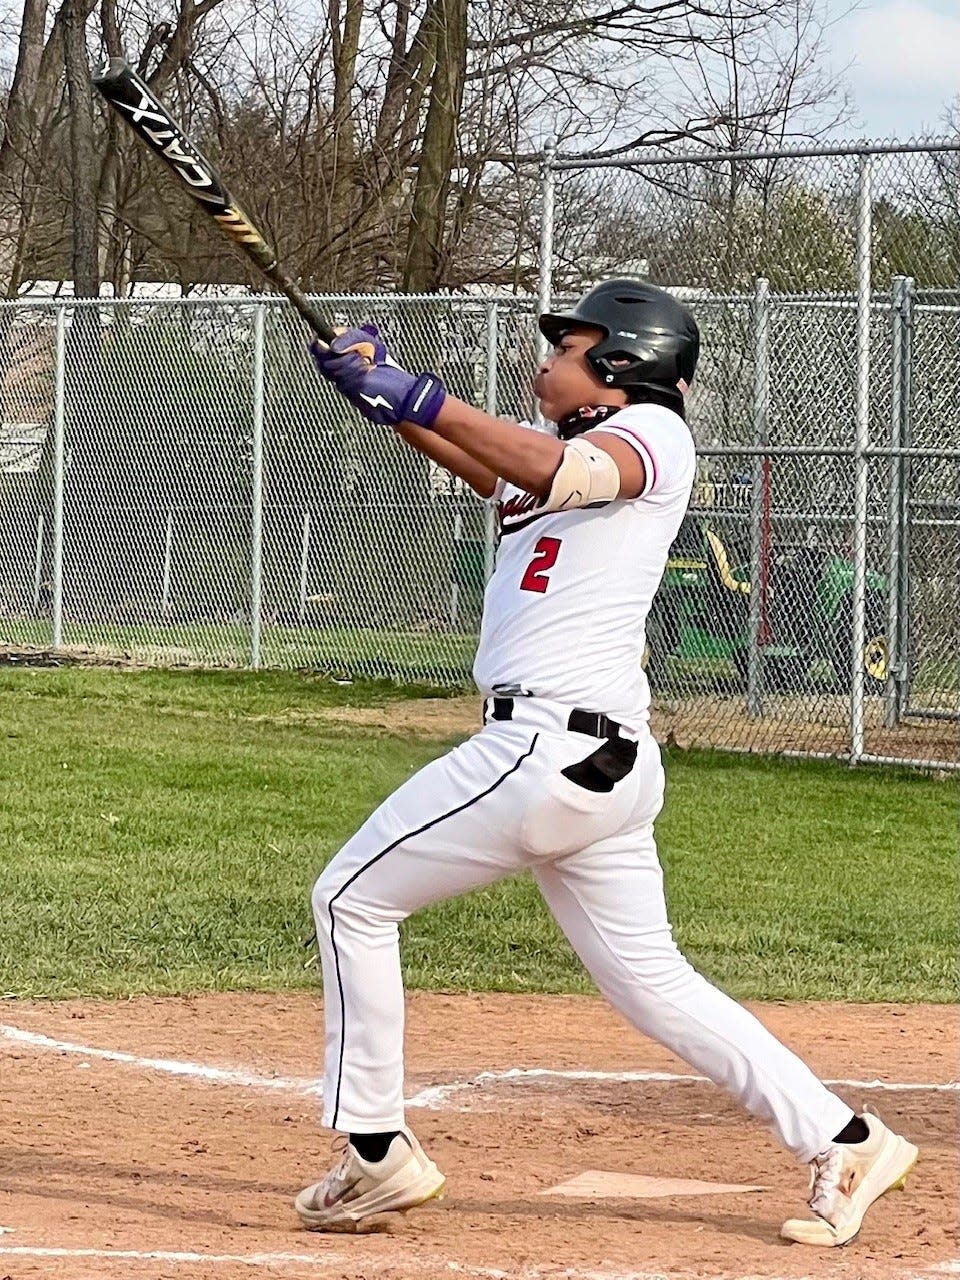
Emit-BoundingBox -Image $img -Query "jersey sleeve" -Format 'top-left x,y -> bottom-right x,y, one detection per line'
592,405 -> 695,499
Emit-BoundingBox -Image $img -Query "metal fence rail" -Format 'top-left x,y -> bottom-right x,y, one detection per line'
536,137 -> 959,771
0,139 -> 957,771
0,294 -> 535,681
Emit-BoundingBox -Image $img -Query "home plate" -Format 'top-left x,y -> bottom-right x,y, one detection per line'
540,1171 -> 768,1199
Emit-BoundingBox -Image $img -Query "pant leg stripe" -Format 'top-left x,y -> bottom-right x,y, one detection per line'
327,732 -> 539,1129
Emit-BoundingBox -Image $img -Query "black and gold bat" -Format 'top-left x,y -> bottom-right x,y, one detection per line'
92,57 -> 337,344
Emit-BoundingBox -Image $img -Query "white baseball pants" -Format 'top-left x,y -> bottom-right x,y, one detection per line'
311,696 -> 853,1161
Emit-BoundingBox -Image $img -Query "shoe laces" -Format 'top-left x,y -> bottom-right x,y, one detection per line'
316,1137 -> 352,1194
808,1145 -> 845,1218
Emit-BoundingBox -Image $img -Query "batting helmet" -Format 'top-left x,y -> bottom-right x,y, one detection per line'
538,279 -> 700,406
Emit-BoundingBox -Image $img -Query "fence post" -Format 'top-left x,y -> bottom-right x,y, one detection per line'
850,154 -> 873,763
536,137 -> 557,368
747,277 -> 770,717
51,305 -> 66,647
250,304 -> 265,669
483,300 -> 498,584
898,277 -> 915,718
884,276 -> 906,728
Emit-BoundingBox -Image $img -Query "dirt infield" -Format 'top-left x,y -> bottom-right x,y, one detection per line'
0,993 -> 956,1280
202,692 -> 958,767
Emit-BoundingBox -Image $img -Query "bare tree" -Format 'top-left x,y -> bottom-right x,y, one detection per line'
0,0 -> 875,296
543,0 -> 857,293
876,99 -> 960,289
0,0 -> 233,294
64,0 -> 98,296
402,0 -> 466,289
0,0 -> 100,293
670,0 -> 852,153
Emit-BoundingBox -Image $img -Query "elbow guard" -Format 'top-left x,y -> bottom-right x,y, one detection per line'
539,436 -> 622,513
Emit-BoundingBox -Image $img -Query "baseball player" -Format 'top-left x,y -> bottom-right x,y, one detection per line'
294,280 -> 917,1245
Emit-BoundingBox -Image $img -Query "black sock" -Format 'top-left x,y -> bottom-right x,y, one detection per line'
350,1131 -> 401,1163
833,1115 -> 869,1145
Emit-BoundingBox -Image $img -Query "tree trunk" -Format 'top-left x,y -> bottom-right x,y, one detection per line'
402,0 -> 467,291
324,0 -> 364,284
97,0 -> 126,290
147,0 -> 228,94
0,0 -> 102,294
0,0 -> 50,293
64,0 -> 100,297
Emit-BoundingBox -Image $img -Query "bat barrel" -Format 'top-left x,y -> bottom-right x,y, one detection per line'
92,58 -> 336,344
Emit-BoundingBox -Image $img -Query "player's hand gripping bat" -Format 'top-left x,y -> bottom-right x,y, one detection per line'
92,57 -> 354,350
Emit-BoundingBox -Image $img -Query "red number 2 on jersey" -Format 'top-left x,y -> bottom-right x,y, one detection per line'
520,536 -> 562,593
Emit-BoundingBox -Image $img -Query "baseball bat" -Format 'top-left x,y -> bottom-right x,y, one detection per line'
91,57 -> 337,345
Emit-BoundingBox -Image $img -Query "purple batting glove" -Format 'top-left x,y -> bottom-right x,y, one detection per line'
308,325 -> 446,428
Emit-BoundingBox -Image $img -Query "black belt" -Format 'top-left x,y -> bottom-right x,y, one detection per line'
486,696 -> 624,740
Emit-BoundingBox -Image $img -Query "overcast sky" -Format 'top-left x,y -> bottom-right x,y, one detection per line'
825,0 -> 958,138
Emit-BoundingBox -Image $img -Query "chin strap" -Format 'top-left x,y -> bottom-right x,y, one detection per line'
556,403 -> 623,440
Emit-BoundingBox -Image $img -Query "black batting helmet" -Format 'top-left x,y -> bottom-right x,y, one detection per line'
538,279 -> 699,405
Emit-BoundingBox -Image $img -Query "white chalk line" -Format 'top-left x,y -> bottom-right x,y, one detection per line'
0,1023 -> 446,1108
1,1022 -> 322,1094
2,1026 -> 955,1280
469,1065 -> 960,1095
0,1244 -> 671,1280
2,1023 -> 957,1104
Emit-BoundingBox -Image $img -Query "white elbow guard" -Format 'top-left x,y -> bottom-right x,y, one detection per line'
539,437 -> 622,513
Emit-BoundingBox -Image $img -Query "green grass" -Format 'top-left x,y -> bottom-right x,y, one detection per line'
0,619 -> 478,685
4,618 -> 956,695
0,667 -> 955,1002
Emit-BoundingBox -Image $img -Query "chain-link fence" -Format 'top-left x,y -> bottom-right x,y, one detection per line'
0,293 -> 537,680
536,140 -> 960,770
0,141 -> 957,769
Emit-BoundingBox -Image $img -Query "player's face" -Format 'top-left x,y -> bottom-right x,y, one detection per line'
533,325 -> 628,423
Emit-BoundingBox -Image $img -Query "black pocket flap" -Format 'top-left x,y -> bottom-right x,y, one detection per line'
561,738 -> 638,793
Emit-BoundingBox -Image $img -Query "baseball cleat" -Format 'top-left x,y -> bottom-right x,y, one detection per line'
780,1111 -> 918,1247
294,1128 -> 446,1231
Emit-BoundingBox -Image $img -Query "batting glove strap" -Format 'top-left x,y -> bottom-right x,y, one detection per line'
399,373 -> 447,428
345,365 -> 446,428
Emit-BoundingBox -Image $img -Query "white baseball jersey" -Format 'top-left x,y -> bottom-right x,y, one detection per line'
472,402 -> 697,728
310,396 -> 856,1164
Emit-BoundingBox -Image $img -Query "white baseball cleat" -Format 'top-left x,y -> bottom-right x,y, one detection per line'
294,1128 -> 446,1231
780,1111 -> 918,1247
